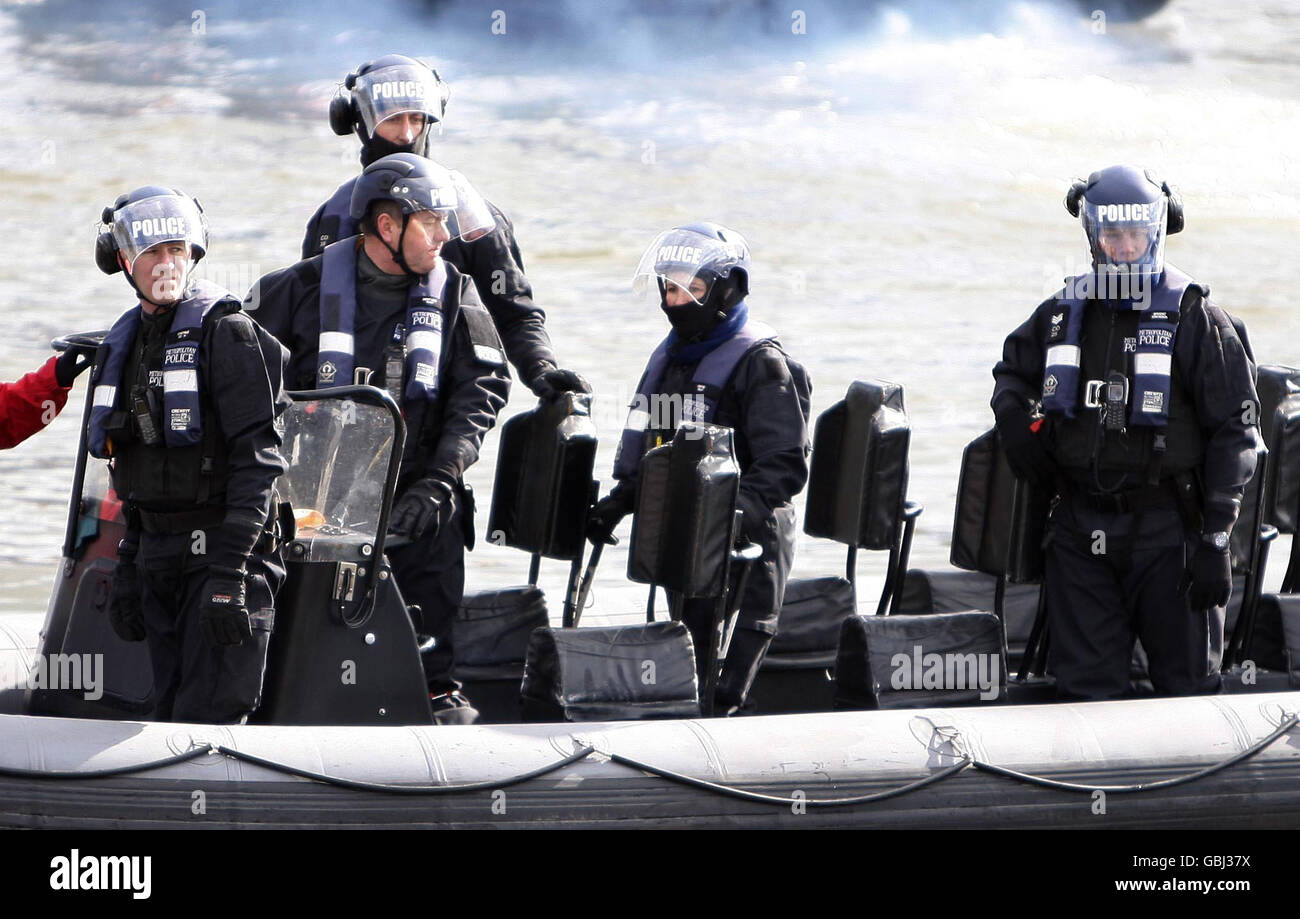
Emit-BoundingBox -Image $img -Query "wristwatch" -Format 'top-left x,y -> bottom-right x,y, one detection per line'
1202,531 -> 1230,551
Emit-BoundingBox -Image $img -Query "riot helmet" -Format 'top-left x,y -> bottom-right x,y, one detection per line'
329,54 -> 450,164
95,186 -> 207,306
633,222 -> 750,311
350,153 -> 494,274
96,186 -> 208,273
1065,165 -> 1184,289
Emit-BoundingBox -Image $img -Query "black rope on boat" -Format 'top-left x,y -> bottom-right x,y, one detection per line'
212,743 -> 596,794
602,712 -> 1299,807
968,713 -> 1300,794
605,750 -> 973,807
0,744 -> 214,779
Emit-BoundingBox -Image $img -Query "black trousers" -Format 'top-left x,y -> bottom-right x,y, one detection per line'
386,488 -> 472,694
1044,497 -> 1223,700
679,501 -> 797,707
138,533 -> 285,723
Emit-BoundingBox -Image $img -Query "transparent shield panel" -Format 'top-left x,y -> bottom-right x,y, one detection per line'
279,397 -> 395,547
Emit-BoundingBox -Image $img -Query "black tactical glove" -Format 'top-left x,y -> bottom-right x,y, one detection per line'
198,565 -> 252,646
387,477 -> 455,545
529,367 -> 592,401
1186,543 -> 1232,610
995,399 -> 1056,488
108,540 -> 146,643
586,493 -> 630,546
55,346 -> 95,387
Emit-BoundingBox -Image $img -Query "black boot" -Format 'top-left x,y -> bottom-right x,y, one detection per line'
715,628 -> 773,715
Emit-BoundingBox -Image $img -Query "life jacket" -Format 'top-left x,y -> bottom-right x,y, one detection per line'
88,280 -> 231,458
1042,265 -> 1197,426
314,178 -> 359,257
613,319 -> 777,481
1042,266 -> 1209,484
316,238 -> 447,401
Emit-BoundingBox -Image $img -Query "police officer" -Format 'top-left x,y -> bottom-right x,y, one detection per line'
93,186 -> 290,723
587,223 -> 811,714
250,153 -> 510,724
991,165 -> 1259,700
305,53 -> 587,402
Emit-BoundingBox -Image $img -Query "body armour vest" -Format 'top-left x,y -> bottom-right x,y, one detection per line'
89,280 -> 232,457
89,280 -> 236,510
317,238 -> 447,401
1042,265 -> 1196,425
613,319 -> 777,481
1042,266 -> 1207,483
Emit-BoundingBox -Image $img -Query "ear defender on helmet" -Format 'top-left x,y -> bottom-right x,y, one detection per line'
1064,179 -> 1088,218
95,202 -> 123,274
1068,170 -> 1184,233
1156,176 -> 1185,235
329,87 -> 357,136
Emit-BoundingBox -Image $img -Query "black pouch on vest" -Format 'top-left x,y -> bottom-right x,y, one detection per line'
950,428 -> 1048,582
520,621 -> 700,721
459,303 -> 507,367
833,611 -> 1007,710
767,575 -> 856,668
453,586 -> 549,680
487,392 -> 597,560
803,380 -> 910,550
628,423 -> 740,598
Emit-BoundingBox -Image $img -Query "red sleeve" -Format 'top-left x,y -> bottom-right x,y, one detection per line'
0,356 -> 70,450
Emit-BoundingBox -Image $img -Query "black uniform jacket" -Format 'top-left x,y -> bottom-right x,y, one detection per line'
992,286 -> 1259,533
303,195 -> 557,389
245,254 -> 510,492
111,300 -> 289,568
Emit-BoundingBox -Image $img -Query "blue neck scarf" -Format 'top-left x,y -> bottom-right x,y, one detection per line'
666,301 -> 749,364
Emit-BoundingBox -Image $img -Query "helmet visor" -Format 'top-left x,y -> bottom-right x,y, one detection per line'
632,227 -> 750,307
1083,196 -> 1167,280
446,170 -> 495,241
352,64 -> 445,137
109,194 -> 206,266
389,169 -> 494,241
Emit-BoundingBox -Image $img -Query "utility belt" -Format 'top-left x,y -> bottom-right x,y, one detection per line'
126,500 -> 294,553
131,504 -> 225,535
1059,471 -> 1201,527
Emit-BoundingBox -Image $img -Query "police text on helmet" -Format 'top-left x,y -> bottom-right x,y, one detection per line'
1096,203 -> 1155,223
371,81 -> 427,100
658,245 -> 705,265
131,217 -> 189,239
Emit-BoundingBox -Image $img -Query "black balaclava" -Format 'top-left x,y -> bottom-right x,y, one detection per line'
659,272 -> 744,342
360,132 -> 427,167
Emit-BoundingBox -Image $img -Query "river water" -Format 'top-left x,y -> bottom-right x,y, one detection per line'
0,0 -> 1297,622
